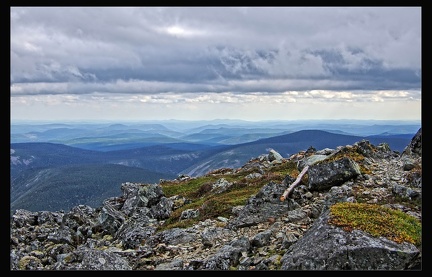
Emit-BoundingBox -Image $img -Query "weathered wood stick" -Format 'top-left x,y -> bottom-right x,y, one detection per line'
280,165 -> 309,201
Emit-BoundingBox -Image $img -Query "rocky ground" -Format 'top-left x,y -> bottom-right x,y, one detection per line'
10,129 -> 422,270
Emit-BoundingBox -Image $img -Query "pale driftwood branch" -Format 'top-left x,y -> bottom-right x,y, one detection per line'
280,165 -> 309,201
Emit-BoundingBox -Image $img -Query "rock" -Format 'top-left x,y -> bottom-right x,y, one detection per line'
10,130 -> 422,270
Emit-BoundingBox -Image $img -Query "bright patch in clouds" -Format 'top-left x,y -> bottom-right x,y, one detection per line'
163,25 -> 205,38
166,26 -> 188,36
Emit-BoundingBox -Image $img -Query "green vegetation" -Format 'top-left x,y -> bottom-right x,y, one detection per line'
159,160 -> 299,231
159,144 -> 419,235
329,202 -> 421,246
315,144 -> 372,175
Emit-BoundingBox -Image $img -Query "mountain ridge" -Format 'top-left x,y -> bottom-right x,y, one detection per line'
10,128 -> 422,270
11,129 -> 417,213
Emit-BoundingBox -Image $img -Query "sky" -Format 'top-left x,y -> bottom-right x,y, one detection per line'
10,6 -> 422,122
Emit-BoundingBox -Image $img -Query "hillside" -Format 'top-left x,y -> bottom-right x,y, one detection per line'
10,129 -> 416,213
10,128 -> 422,270
181,129 -> 414,176
10,143 -> 104,177
10,164 -> 177,213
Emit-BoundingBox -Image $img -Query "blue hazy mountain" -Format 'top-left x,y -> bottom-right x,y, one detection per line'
10,120 -> 421,212
179,129 -> 417,176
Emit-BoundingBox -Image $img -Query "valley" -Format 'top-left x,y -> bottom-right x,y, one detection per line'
10,119 -> 421,213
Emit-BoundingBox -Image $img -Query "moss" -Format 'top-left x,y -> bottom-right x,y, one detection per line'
158,160 -> 298,231
329,202 -> 421,246
316,145 -> 372,175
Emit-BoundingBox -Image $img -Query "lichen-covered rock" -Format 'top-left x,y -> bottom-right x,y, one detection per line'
280,209 -> 421,270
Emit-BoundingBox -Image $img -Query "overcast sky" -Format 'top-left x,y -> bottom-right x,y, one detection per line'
10,6 -> 422,122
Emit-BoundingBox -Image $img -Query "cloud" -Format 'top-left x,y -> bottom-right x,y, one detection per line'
10,7 -> 421,121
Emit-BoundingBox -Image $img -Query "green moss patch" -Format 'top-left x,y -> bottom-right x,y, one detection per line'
329,202 -> 421,246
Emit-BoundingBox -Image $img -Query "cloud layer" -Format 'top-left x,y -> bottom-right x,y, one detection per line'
10,7 -> 422,121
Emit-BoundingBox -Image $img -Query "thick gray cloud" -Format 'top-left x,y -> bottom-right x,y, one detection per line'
11,7 -> 421,93
10,7 -> 422,121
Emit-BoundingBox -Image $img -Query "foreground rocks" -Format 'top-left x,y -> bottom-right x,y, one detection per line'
10,129 -> 422,270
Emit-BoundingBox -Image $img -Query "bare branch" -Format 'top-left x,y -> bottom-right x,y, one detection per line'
280,165 -> 309,201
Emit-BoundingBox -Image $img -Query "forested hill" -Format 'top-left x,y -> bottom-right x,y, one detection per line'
10,129 -> 417,212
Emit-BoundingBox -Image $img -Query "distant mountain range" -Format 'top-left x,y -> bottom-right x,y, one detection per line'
10,120 -> 421,213
11,119 -> 420,150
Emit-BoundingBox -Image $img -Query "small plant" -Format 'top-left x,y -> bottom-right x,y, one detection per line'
329,202 -> 421,246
